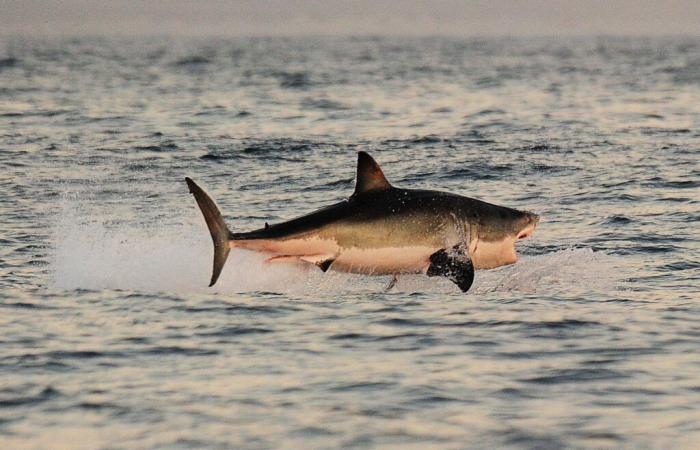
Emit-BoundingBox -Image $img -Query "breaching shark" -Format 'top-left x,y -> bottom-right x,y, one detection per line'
186,151 -> 539,293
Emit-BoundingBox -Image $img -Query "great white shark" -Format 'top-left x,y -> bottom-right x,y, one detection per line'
186,151 -> 539,293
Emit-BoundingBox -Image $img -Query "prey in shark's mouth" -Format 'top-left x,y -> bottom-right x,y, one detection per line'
186,152 -> 539,293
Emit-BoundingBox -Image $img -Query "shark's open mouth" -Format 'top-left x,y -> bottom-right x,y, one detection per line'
517,227 -> 534,240
516,213 -> 540,240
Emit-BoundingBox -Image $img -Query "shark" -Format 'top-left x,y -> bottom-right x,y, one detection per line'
185,151 -> 539,293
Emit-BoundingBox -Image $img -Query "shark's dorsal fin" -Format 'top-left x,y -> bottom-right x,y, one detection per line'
353,151 -> 392,196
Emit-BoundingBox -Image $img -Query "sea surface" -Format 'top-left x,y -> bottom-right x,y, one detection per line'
1,36 -> 699,449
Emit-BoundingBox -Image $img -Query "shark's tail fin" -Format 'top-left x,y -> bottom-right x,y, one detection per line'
185,177 -> 231,287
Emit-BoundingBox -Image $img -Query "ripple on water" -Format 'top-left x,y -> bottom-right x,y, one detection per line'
0,386 -> 61,408
520,368 -> 629,385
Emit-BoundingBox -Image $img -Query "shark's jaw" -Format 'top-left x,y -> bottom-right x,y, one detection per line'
470,212 -> 540,269
470,212 -> 539,269
514,212 -> 539,244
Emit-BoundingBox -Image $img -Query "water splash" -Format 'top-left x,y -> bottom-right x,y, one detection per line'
471,248 -> 624,294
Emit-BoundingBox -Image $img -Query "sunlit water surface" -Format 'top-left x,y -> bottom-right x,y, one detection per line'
1,36 -> 699,449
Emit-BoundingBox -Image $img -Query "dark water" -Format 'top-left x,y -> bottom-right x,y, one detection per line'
1,36 -> 699,449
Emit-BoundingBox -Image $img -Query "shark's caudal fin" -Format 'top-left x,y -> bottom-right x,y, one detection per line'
353,151 -> 393,196
185,177 -> 231,287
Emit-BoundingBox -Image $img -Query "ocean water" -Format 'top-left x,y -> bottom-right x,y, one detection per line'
1,36 -> 699,449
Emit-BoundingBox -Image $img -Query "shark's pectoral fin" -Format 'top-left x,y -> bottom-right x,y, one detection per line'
426,247 -> 474,293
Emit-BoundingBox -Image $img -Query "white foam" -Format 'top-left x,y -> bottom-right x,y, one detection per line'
49,207 -> 623,295
470,247 -> 623,294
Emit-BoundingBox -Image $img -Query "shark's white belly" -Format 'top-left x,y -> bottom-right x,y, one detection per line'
232,237 -> 437,274
332,245 -> 438,275
233,234 -> 521,274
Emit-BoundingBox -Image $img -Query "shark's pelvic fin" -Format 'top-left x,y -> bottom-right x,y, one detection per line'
317,258 -> 335,272
353,151 -> 392,196
299,254 -> 336,272
426,247 -> 475,293
266,254 -> 336,273
185,177 -> 231,287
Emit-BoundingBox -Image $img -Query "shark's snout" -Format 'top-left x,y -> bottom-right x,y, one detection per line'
516,212 -> 539,240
